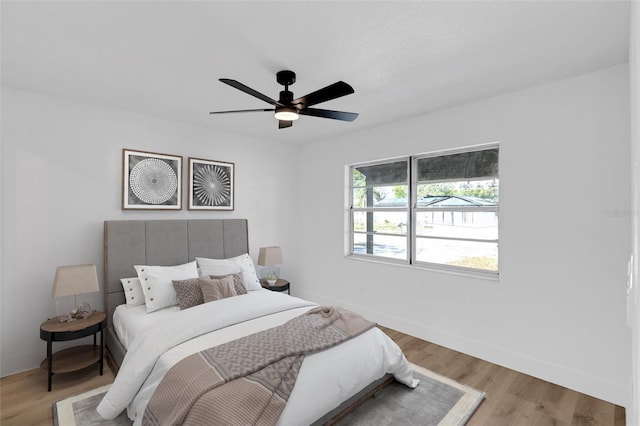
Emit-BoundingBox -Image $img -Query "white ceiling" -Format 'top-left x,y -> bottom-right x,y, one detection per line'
1,1 -> 630,144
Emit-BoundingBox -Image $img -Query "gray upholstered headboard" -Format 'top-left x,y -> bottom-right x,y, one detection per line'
103,219 -> 248,366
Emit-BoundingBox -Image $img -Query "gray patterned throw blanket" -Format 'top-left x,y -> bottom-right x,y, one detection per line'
142,306 -> 375,426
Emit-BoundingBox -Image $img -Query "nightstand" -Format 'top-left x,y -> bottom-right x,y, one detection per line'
260,278 -> 290,295
39,311 -> 106,391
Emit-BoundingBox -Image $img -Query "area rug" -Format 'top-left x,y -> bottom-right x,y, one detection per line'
335,363 -> 485,425
53,364 -> 484,426
53,384 -> 129,426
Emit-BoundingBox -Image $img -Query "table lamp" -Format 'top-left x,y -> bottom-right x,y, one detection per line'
52,264 -> 100,322
257,246 -> 283,285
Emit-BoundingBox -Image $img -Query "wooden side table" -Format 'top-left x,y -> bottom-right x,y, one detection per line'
39,311 -> 106,391
260,278 -> 290,295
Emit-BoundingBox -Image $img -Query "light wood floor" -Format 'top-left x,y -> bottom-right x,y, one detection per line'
0,364 -> 115,426
0,328 -> 626,426
381,326 -> 626,426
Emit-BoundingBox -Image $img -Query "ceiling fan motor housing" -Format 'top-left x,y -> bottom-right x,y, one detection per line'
279,90 -> 294,104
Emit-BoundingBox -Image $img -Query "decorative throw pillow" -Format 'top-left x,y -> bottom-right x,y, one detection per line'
172,278 -> 204,310
120,277 -> 145,308
199,276 -> 237,303
226,253 -> 261,291
209,272 -> 246,295
134,261 -> 199,313
196,257 -> 242,277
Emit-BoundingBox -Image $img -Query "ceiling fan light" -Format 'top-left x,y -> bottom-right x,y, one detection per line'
274,107 -> 299,121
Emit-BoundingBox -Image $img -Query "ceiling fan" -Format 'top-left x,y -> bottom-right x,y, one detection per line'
209,70 -> 359,129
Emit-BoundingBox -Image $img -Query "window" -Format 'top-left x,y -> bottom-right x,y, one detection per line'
351,159 -> 410,260
349,145 -> 499,276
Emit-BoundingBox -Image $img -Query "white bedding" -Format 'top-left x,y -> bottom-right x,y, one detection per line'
98,290 -> 417,425
113,304 -> 179,350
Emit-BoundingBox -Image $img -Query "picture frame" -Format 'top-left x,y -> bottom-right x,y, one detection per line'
122,149 -> 182,210
188,157 -> 235,211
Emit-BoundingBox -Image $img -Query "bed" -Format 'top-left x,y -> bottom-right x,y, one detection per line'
98,219 -> 417,425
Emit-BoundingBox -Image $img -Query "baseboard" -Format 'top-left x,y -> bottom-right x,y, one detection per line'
309,294 -> 629,408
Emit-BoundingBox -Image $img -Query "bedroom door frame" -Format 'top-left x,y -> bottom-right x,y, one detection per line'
629,3 -> 639,425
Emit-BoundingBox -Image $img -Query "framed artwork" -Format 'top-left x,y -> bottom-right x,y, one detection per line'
188,157 -> 235,210
122,149 -> 182,210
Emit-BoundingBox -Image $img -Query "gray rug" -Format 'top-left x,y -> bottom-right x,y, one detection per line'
53,385 -> 129,426
336,364 -> 485,425
53,364 -> 484,425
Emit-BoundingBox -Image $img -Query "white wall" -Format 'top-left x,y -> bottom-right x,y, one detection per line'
0,87 -> 301,376
296,65 -> 631,406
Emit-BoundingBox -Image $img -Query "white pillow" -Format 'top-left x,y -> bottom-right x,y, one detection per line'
196,254 -> 261,291
120,277 -> 145,308
227,253 -> 261,291
134,261 -> 199,313
196,257 -> 241,277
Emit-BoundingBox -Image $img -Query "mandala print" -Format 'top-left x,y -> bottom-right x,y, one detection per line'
193,165 -> 231,206
129,158 -> 178,204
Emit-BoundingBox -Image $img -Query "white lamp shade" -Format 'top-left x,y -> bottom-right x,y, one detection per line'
52,264 -> 100,298
257,246 -> 283,266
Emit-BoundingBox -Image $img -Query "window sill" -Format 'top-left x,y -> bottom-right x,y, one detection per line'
345,254 -> 500,282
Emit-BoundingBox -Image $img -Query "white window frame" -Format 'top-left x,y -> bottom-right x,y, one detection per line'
348,143 -> 499,279
349,157 -> 411,264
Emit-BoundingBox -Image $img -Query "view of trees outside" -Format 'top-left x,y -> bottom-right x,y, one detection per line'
418,180 -> 498,200
352,173 -> 499,271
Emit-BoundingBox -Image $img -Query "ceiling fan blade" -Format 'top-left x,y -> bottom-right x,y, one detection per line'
279,120 -> 293,129
299,108 -> 359,122
292,81 -> 354,109
209,108 -> 274,115
219,79 -> 284,107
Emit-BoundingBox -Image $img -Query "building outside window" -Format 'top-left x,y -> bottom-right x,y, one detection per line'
349,144 -> 499,277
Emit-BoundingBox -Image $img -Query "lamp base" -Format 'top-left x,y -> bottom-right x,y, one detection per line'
55,295 -> 95,322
